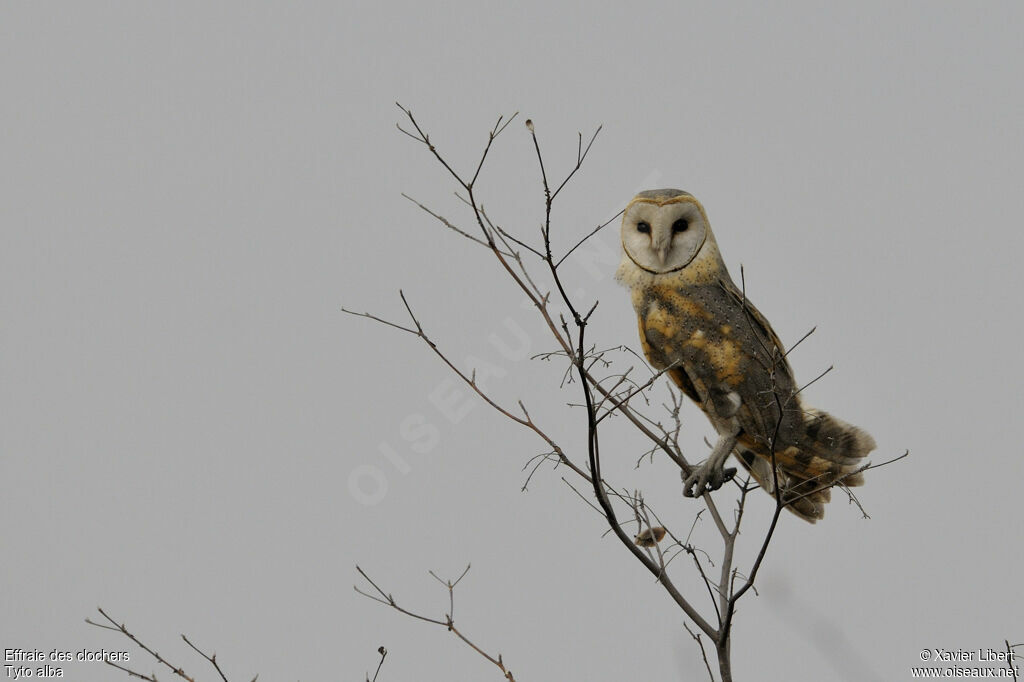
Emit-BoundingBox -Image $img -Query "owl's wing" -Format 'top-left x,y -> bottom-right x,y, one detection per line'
714,277 -> 805,446
636,314 -> 702,404
717,277 -> 788,361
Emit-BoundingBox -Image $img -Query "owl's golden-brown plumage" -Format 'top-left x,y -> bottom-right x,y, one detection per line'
616,189 -> 875,522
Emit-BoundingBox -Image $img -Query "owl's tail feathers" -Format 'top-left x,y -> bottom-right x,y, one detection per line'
801,407 -> 876,469
735,450 -> 831,523
735,418 -> 874,524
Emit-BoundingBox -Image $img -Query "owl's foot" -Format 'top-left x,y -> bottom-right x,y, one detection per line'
682,464 -> 737,497
683,419 -> 740,497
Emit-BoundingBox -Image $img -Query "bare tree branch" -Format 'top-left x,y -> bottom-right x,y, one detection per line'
355,566 -> 518,681
86,607 -> 256,682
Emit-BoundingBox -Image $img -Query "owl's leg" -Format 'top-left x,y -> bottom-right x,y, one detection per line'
682,416 -> 740,497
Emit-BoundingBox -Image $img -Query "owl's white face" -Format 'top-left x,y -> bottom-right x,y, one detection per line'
621,197 -> 708,274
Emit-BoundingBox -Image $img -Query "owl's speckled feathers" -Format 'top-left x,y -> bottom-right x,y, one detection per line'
616,189 -> 875,522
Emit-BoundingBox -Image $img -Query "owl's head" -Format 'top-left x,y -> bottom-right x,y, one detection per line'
620,189 -> 712,275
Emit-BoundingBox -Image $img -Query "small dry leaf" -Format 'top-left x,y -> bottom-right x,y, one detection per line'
634,526 -> 667,547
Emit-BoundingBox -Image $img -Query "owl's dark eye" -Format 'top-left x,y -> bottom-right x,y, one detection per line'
636,221 -> 651,234
672,219 -> 689,234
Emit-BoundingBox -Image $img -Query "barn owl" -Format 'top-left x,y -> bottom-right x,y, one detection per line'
615,189 -> 875,522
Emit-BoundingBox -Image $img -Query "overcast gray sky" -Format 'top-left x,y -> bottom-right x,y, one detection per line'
2,3 -> 1022,681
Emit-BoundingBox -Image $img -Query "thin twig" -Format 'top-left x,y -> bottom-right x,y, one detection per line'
402,193 -> 513,255
180,636 -> 229,682
685,622 -> 717,682
368,647 -> 387,682
555,209 -> 624,268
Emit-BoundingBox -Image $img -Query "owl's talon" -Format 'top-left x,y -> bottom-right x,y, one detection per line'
682,467 -> 710,497
682,464 -> 735,497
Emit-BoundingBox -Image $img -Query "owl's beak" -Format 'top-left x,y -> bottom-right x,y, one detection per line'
656,244 -> 671,266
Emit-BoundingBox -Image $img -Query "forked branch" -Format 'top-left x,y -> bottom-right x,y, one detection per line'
355,566 -> 517,681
